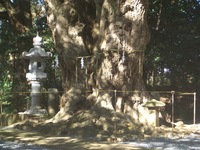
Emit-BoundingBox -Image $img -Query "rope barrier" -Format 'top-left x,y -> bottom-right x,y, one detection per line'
104,49 -> 144,53
173,92 -> 195,95
0,91 -> 62,94
0,90 -> 196,95
86,89 -> 195,95
56,49 -> 144,60
0,89 -> 197,128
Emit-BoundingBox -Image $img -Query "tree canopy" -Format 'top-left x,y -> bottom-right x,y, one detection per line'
145,0 -> 200,89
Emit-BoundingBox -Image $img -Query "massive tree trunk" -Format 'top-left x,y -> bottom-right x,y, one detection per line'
45,0 -> 150,124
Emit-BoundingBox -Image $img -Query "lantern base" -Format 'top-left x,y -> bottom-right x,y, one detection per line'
19,108 -> 47,116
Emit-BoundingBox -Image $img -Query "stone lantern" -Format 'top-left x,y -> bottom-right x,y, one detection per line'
22,33 -> 51,115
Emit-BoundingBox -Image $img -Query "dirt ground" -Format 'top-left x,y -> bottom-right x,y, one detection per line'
1,99 -> 199,150
1,122 -> 200,150
0,127 -> 150,150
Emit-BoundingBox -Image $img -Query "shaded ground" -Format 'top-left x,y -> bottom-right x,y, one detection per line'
1,122 -> 200,150
0,128 -> 147,150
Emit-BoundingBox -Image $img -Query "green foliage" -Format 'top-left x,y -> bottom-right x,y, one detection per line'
0,76 -> 12,105
0,62 -> 13,113
0,53 -> 12,104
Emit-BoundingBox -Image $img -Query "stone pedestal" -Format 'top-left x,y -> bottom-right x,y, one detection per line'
25,80 -> 47,115
30,81 -> 42,111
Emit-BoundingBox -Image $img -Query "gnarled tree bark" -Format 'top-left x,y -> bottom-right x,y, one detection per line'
45,0 -> 151,125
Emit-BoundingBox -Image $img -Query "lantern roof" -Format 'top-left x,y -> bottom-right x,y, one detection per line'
22,33 -> 51,59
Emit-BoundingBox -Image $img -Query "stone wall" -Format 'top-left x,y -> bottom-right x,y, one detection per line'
0,114 -> 25,126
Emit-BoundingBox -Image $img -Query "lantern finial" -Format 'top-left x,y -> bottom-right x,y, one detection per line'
33,32 -> 42,47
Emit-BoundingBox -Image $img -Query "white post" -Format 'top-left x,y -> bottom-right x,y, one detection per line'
171,91 -> 175,129
194,92 -> 196,125
114,90 -> 117,133
0,101 -> 2,114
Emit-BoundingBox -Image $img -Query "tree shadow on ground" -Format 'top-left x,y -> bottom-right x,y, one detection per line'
0,128 -> 148,150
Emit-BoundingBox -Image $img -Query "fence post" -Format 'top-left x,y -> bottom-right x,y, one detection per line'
194,92 -> 196,125
171,91 -> 175,129
0,101 -> 2,126
0,101 -> 2,114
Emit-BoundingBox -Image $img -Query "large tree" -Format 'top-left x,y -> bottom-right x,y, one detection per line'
44,0 -> 150,124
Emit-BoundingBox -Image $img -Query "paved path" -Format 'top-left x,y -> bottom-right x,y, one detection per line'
0,128 -> 145,150
1,135 -> 200,150
121,134 -> 200,150
0,141 -> 50,150
1,127 -> 200,150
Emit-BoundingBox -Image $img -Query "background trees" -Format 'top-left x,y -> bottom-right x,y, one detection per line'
145,0 -> 200,90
